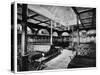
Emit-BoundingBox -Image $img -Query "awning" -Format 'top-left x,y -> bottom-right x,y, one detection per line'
28,4 -> 77,26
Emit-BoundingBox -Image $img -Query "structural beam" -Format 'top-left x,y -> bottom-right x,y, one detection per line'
27,14 -> 39,19
18,18 -> 60,33
31,17 -> 50,25
36,20 -> 50,25
79,8 -> 95,14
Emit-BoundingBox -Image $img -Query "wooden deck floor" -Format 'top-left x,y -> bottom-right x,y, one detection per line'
43,50 -> 76,70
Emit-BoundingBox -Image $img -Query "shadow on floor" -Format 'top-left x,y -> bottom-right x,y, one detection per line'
68,55 -> 96,68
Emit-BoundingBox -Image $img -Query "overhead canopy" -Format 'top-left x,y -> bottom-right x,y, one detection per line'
28,4 -> 77,27
17,4 -> 96,31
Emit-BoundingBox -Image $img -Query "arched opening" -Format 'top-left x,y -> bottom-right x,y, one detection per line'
37,29 -> 49,36
27,27 -> 32,34
79,30 -> 87,37
52,32 -> 58,36
87,30 -> 96,42
62,32 -> 69,36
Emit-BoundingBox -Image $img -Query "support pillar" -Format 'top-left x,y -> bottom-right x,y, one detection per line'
50,20 -> 53,45
77,16 -> 80,45
21,4 -> 28,71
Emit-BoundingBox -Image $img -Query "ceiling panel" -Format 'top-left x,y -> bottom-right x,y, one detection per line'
80,12 -> 93,19
83,23 -> 92,26
81,18 -> 92,23
27,9 -> 37,17
73,7 -> 96,29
